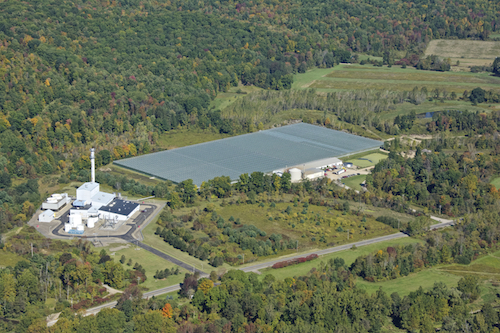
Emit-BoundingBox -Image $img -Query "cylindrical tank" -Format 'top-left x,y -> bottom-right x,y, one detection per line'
87,217 -> 97,228
289,168 -> 302,182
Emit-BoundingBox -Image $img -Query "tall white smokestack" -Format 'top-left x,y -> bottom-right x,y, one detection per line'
90,148 -> 95,183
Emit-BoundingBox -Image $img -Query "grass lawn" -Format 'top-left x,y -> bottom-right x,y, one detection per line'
209,85 -> 263,111
0,250 -> 24,267
292,68 -> 337,89
103,243 -> 189,291
342,175 -> 366,191
260,237 -> 423,281
346,153 -> 388,168
356,269 -> 461,296
491,177 -> 500,190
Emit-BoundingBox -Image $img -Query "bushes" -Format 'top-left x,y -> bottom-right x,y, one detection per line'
271,254 -> 318,269
376,216 -> 400,229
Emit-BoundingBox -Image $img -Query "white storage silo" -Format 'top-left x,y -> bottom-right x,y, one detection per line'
87,216 -> 97,228
289,168 -> 302,182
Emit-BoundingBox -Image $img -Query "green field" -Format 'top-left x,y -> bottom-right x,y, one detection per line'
342,175 -> 367,191
491,177 -> 500,190
103,243 -> 189,291
0,250 -> 24,267
260,237 -> 423,281
346,153 -> 388,168
309,65 -> 500,93
156,128 -> 230,150
356,269 -> 461,296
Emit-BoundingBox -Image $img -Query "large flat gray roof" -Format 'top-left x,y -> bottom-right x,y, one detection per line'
114,123 -> 381,186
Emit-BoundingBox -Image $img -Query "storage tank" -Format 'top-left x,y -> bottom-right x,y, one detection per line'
289,168 -> 302,182
87,217 -> 97,228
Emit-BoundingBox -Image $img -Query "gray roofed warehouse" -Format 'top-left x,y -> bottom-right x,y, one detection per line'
114,123 -> 381,186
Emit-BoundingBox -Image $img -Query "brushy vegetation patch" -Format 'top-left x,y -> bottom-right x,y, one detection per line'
216,201 -> 396,251
346,153 -> 388,168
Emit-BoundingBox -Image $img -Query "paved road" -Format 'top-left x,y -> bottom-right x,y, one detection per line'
47,218 -> 455,326
241,232 -> 408,272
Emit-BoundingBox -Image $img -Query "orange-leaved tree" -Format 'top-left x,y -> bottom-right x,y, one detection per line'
162,303 -> 173,318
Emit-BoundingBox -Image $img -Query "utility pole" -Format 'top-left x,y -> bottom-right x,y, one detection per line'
296,240 -> 298,252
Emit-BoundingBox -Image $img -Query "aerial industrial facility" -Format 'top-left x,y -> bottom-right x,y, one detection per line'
39,148 -> 140,234
115,123 -> 381,186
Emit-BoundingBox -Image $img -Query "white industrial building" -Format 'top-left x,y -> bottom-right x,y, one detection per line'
39,148 -> 140,235
38,210 -> 55,223
41,193 -> 71,211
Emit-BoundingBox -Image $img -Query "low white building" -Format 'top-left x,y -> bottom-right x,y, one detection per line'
42,193 -> 71,211
38,210 -> 55,223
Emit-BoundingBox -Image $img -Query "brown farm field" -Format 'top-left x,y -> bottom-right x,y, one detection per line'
424,39 -> 500,70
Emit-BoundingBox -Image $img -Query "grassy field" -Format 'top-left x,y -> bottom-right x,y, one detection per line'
342,175 -> 367,191
0,250 -> 24,267
425,39 -> 500,70
209,85 -> 263,111
292,67 -> 338,89
310,65 -> 500,93
491,177 -> 500,190
346,152 -> 388,168
102,243 -> 189,291
156,128 -> 230,150
260,237 -> 423,281
356,269 -> 461,296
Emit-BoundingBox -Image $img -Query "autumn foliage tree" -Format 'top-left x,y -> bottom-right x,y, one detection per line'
162,303 -> 173,319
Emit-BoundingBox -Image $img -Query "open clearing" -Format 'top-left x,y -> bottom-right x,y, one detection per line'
310,65 -> 500,93
103,243 -> 189,291
491,177 -> 500,190
346,152 -> 388,168
0,250 -> 24,267
425,39 -> 500,63
356,269 -> 461,296
342,175 -> 367,191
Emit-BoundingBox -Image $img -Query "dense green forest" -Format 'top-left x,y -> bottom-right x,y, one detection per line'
0,0 -> 499,232
1,0 -> 500,331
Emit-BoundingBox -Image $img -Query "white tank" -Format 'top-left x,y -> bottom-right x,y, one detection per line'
52,194 -> 62,199
289,168 -> 302,182
47,198 -> 58,203
87,217 -> 97,228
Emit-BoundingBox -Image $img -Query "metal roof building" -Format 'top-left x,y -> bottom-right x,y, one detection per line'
114,123 -> 381,186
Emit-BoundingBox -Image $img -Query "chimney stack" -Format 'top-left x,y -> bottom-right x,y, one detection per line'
90,148 -> 95,183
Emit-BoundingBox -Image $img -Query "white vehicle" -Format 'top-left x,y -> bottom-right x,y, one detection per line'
335,169 -> 346,175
